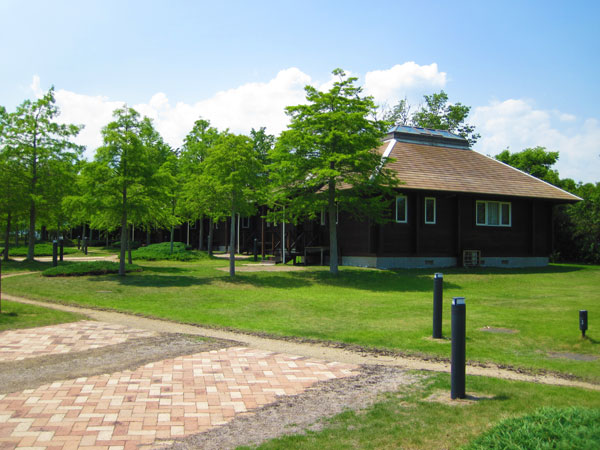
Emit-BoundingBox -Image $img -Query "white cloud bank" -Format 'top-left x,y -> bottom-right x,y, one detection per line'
471,99 -> 600,183
29,62 -> 598,183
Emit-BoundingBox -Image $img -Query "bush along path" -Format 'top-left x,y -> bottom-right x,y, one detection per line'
3,293 -> 600,392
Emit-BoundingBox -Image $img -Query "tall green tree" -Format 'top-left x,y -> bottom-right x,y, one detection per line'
495,146 -> 561,186
200,133 -> 263,276
411,91 -> 480,145
270,68 -> 398,275
89,106 -> 171,275
180,118 -> 222,252
385,91 -> 480,146
3,88 -> 83,260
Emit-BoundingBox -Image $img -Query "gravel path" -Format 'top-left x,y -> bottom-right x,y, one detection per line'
4,293 -> 599,392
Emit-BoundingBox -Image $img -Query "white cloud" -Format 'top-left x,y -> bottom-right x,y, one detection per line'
30,75 -> 43,98
363,62 -> 447,104
471,99 -> 600,183
53,89 -> 124,160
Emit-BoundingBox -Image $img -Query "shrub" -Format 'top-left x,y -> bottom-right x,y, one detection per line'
464,406 -> 600,450
110,240 -> 142,250
42,261 -> 142,277
131,242 -> 208,261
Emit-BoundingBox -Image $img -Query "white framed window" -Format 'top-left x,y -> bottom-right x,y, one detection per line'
424,197 -> 436,224
242,217 -> 250,228
396,195 -> 407,223
476,200 -> 511,227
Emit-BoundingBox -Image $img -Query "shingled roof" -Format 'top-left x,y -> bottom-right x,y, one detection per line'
379,126 -> 580,202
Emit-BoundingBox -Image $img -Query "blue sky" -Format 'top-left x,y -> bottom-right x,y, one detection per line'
1,0 -> 598,182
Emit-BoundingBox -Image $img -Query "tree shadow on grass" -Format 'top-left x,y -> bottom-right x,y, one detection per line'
137,265 -> 188,274
86,273 -> 209,288
230,269 -> 461,292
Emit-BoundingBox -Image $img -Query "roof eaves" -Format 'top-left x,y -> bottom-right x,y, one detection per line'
481,153 -> 582,202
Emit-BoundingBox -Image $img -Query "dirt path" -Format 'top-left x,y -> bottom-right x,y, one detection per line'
4,293 -> 599,392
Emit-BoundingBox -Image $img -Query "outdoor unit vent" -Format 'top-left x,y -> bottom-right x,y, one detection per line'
463,250 -> 481,267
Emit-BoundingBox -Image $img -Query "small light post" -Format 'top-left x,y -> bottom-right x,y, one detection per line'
580,310 -> 588,338
82,237 -> 88,255
451,297 -> 466,399
253,238 -> 258,262
52,240 -> 58,267
433,273 -> 443,338
59,238 -> 64,262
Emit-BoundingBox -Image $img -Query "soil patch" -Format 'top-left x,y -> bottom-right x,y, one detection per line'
161,365 -> 421,450
479,326 -> 519,334
0,333 -> 239,394
547,352 -> 598,362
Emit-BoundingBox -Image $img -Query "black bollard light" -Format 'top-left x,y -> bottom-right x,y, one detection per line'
580,310 -> 588,338
253,238 -> 258,262
433,273 -> 443,338
451,297 -> 466,399
52,240 -> 58,267
59,238 -> 64,262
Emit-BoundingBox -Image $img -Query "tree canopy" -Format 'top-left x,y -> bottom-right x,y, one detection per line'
270,68 -> 398,274
2,88 -> 83,260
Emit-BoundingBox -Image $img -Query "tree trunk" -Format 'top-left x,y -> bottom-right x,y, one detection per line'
207,218 -> 214,257
198,217 -> 204,251
119,194 -> 127,277
105,230 -> 109,247
170,225 -> 174,255
128,225 -> 133,264
146,229 -> 151,246
328,175 -> 338,275
229,201 -> 236,277
3,211 -> 11,261
27,199 -> 36,261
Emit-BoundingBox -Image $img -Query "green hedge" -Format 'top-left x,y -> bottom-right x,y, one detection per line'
464,407 -> 600,449
131,242 -> 206,261
42,261 -> 142,277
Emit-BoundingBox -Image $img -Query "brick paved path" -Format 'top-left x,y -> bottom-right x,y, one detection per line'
0,321 -> 156,362
0,347 -> 358,449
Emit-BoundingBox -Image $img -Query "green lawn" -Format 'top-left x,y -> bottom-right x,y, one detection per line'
0,300 -> 86,331
1,258 -> 598,380
243,373 -> 600,450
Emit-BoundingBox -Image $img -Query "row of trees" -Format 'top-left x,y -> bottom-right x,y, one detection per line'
2,69 -> 595,277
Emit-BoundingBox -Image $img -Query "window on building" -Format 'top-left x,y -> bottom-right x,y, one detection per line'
242,217 -> 250,228
424,197 -> 436,224
396,195 -> 407,223
476,200 -> 511,227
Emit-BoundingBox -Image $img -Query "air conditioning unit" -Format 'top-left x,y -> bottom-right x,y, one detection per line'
463,250 -> 481,267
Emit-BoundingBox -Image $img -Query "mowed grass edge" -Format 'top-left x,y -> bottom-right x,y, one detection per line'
1,256 -> 598,381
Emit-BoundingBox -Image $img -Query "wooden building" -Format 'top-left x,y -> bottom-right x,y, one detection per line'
208,126 -> 580,268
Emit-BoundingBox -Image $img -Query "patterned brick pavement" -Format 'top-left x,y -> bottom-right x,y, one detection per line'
0,347 -> 359,449
0,321 -> 156,362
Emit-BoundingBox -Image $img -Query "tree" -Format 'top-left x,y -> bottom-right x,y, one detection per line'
89,106 -> 171,275
495,146 -> 561,186
384,91 -> 480,146
2,88 -> 83,260
412,91 -> 480,146
180,118 -> 222,252
270,68 -> 398,275
200,133 -> 263,276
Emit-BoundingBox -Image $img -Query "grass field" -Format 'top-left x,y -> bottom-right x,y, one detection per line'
244,373 -> 600,449
0,300 -> 86,332
1,254 -> 598,381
